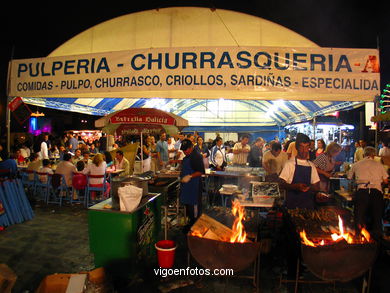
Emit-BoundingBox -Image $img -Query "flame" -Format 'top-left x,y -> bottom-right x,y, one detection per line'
361,228 -> 371,242
300,214 -> 372,247
300,230 -> 316,247
330,216 -> 354,244
190,230 -> 204,238
230,200 -> 247,243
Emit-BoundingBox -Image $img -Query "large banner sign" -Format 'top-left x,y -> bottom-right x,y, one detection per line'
7,46 -> 380,101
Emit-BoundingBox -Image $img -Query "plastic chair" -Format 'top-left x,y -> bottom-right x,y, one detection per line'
47,173 -> 69,206
20,169 -> 36,196
85,173 -> 108,207
35,172 -> 52,202
71,173 -> 87,206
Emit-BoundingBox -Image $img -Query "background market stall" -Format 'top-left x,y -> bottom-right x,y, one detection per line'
95,107 -> 188,173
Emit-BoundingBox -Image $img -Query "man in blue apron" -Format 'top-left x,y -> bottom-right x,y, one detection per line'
279,133 -> 320,209
279,133 -> 321,280
180,139 -> 205,228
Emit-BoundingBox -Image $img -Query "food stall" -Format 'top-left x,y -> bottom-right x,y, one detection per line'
91,109 -> 187,258
95,107 -> 188,172
95,107 -> 186,201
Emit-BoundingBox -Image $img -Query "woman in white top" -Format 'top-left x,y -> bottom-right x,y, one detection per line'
379,141 -> 390,157
82,153 -> 110,198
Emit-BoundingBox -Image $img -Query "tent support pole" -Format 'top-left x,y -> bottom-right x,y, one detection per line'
313,116 -> 316,141
140,131 -> 143,174
6,96 -> 11,153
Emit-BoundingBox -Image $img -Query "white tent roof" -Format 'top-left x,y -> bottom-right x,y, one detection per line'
13,7 -> 376,126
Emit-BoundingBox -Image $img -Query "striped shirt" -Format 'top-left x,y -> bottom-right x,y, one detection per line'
313,153 -> 334,171
233,142 -> 250,165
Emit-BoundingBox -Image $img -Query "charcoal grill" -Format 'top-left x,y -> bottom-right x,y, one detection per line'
187,235 -> 261,272
301,240 -> 378,282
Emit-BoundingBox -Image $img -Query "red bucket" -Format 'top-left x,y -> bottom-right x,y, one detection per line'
155,240 -> 177,268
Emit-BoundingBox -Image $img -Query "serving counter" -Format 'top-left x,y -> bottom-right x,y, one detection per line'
88,193 -> 161,268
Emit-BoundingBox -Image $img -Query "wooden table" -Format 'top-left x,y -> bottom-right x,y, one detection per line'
106,168 -> 124,175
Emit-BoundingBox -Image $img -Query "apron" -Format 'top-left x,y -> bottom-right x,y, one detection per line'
286,158 -> 315,209
180,155 -> 201,205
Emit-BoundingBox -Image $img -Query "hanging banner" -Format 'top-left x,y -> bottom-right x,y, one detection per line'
7,46 -> 380,101
8,97 -> 32,125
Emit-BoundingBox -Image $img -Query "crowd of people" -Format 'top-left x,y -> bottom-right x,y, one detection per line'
0,132 -> 135,202
0,131 -> 388,188
1,130 -> 389,240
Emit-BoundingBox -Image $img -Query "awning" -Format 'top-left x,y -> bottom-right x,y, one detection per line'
95,107 -> 188,135
21,97 -> 362,127
9,7 -> 377,127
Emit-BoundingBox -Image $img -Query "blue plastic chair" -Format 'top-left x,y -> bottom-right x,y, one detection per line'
7,179 -> 34,221
47,173 -> 69,206
35,172 -> 52,203
0,182 -> 12,226
85,173 -> 107,207
20,169 -> 36,196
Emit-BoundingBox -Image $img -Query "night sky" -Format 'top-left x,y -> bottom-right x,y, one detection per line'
1,0 -> 388,128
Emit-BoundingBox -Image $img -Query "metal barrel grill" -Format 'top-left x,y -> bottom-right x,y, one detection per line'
187,234 -> 261,272
288,206 -> 378,282
301,241 -> 378,282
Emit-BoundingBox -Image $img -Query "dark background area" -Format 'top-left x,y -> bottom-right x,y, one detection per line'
1,0 -> 388,136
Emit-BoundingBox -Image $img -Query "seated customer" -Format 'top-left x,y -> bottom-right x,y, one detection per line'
82,153 -> 110,199
55,153 -> 77,187
76,160 -> 85,172
81,150 -> 92,166
71,149 -> 82,165
27,153 -> 42,180
114,150 -> 130,177
103,151 -> 113,167
38,159 -> 54,183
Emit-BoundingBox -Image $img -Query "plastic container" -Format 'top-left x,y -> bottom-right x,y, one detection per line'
155,240 -> 177,268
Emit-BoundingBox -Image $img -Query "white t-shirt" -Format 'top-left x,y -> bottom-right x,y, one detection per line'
39,141 -> 49,160
379,146 -> 390,157
348,157 -> 388,191
82,161 -> 107,185
55,161 -> 77,186
38,166 -> 54,183
262,150 -> 288,175
279,158 -> 320,184
233,142 -> 250,165
168,142 -> 176,159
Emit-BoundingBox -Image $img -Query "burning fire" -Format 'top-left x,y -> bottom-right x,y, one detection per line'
189,200 -> 247,243
300,215 -> 372,247
230,200 -> 247,243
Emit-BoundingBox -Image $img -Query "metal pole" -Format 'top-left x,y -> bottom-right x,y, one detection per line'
339,127 -> 342,143
6,96 -> 11,153
313,116 -> 316,141
140,131 -> 143,173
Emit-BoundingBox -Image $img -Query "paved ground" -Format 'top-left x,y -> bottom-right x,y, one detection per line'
0,203 -> 95,292
0,198 -> 389,292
